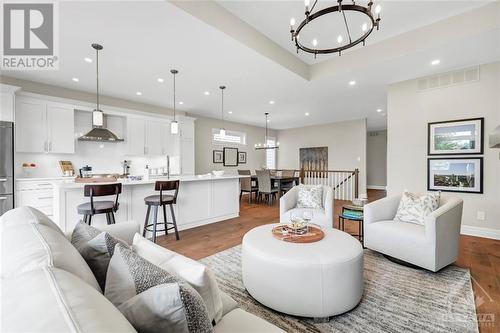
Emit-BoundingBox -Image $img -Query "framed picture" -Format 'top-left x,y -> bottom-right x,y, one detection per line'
428,157 -> 483,194
238,151 -> 247,164
428,118 -> 484,155
213,150 -> 223,163
223,147 -> 238,167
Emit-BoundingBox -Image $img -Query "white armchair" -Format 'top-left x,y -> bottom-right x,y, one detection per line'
364,194 -> 463,272
279,185 -> 334,229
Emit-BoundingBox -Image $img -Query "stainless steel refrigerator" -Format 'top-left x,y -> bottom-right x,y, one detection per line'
0,121 -> 14,215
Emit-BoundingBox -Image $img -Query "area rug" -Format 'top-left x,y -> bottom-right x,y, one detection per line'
201,246 -> 478,333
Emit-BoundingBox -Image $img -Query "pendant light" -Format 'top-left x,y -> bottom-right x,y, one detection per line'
219,86 -> 226,138
255,112 -> 279,150
170,69 -> 179,134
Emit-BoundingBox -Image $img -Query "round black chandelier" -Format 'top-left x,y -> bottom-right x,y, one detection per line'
289,0 -> 381,58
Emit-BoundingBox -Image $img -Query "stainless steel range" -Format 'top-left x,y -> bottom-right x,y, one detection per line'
0,122 -> 14,215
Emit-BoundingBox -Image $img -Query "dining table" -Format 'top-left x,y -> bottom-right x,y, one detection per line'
250,175 -> 300,198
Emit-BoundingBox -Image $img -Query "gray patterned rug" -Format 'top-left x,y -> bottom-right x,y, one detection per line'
201,246 -> 478,333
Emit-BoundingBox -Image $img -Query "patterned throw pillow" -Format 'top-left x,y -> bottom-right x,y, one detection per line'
105,244 -> 213,333
71,221 -> 126,291
297,184 -> 323,209
394,191 -> 441,225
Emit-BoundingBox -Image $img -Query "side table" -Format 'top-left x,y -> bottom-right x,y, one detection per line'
339,205 -> 364,247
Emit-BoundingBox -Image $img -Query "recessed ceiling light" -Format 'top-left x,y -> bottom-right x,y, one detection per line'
72,77 -> 79,82
269,100 -> 275,105
157,78 -> 164,83
204,91 -> 210,96
136,91 -> 142,96
179,101 -> 184,105
84,57 -> 92,63
376,108 -> 382,113
305,112 -> 310,116
349,80 -> 356,86
228,111 -> 233,114
431,59 -> 440,65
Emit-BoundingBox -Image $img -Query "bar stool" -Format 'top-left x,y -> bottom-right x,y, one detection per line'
143,180 -> 180,243
77,183 -> 122,225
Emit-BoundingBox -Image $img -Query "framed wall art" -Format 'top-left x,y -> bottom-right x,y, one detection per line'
427,157 -> 483,194
238,151 -> 247,164
213,150 -> 223,163
223,147 -> 238,167
428,118 -> 484,155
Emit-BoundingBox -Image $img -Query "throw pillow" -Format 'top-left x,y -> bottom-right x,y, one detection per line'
71,221 -> 126,290
394,191 -> 441,225
297,184 -> 323,209
132,233 -> 224,323
105,244 -> 213,333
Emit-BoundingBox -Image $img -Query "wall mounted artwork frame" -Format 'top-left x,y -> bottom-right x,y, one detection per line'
223,147 -> 238,167
238,151 -> 247,164
299,147 -> 328,171
427,157 -> 483,194
213,150 -> 223,163
428,118 -> 484,155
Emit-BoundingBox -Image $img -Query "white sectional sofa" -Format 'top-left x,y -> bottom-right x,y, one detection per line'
0,206 -> 283,333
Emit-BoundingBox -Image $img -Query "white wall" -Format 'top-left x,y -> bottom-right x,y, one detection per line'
276,119 -> 367,196
191,115 -> 276,175
387,62 -> 500,232
367,130 -> 387,188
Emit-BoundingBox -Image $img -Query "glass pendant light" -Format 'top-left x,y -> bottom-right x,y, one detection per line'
219,86 -> 226,138
170,69 -> 179,134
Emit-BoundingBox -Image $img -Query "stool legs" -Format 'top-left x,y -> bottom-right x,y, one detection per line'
143,206 -> 151,237
152,206 -> 158,243
143,203 -> 180,243
162,205 -> 168,235
169,204 -> 180,241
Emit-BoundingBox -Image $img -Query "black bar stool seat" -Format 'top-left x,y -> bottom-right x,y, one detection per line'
77,183 -> 122,225
143,180 -> 180,243
144,195 -> 174,206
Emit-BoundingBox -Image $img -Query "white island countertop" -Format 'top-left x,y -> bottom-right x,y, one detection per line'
49,174 -> 246,189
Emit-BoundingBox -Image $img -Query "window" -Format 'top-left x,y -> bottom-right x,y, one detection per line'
212,128 -> 247,145
266,137 -> 276,169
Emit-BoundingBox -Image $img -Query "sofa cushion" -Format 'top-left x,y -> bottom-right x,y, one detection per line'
132,233 -> 224,323
71,221 -> 127,290
214,309 -> 285,333
1,222 -> 101,291
297,184 -> 323,209
394,191 -> 440,225
105,244 -> 213,333
1,267 -> 136,333
0,206 -> 63,235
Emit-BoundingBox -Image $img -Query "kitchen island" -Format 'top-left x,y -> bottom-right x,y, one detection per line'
51,175 -> 243,233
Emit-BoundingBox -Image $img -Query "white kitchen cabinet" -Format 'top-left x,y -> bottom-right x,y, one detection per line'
146,121 -> 164,156
47,104 -> 75,154
180,138 -> 195,175
16,180 -> 55,218
15,97 -> 75,154
126,118 -> 146,155
15,99 -> 47,153
0,84 -> 20,122
180,119 -> 195,139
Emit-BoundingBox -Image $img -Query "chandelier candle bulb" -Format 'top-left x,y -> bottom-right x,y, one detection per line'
312,38 -> 318,47
375,4 -> 381,14
337,35 -> 343,44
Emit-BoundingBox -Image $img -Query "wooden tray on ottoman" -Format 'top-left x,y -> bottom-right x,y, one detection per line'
272,225 -> 324,243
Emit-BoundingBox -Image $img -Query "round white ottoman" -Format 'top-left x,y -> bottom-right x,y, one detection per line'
242,224 -> 364,318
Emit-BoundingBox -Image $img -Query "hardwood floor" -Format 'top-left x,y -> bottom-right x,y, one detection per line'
156,189 -> 499,332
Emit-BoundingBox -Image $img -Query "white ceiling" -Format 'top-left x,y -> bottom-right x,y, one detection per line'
2,1 -> 499,131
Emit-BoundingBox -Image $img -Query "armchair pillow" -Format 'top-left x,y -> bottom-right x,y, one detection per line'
296,184 -> 323,209
71,221 -> 126,290
394,191 -> 440,225
105,244 -> 213,333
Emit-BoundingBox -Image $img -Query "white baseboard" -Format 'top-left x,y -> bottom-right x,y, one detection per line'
367,185 -> 387,190
461,225 -> 500,240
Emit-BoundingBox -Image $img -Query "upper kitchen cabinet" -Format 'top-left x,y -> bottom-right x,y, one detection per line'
180,118 -> 195,139
127,118 -> 146,155
0,84 -> 20,122
15,97 -> 75,154
127,117 -> 172,156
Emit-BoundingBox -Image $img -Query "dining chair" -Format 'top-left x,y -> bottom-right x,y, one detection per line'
280,169 -> 297,194
238,170 -> 258,203
256,169 -> 278,205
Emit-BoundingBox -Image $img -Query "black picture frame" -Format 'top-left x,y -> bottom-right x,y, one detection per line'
427,157 -> 483,194
427,117 -> 484,155
238,151 -> 247,164
223,147 -> 238,167
213,150 -> 223,164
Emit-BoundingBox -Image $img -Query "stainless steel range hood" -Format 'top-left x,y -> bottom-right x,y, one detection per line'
78,110 -> 123,142
489,125 -> 500,148
78,43 -> 123,143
